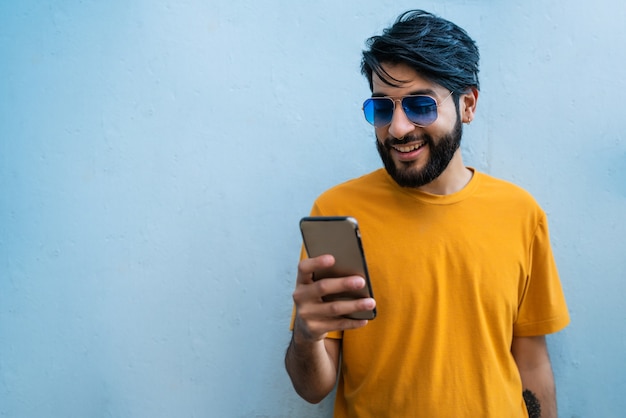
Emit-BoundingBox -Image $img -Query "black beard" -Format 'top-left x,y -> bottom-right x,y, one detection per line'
376,116 -> 463,188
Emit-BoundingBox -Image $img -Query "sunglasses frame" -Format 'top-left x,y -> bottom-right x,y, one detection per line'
362,90 -> 454,128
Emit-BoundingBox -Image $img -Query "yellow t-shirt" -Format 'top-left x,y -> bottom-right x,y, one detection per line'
298,168 -> 569,418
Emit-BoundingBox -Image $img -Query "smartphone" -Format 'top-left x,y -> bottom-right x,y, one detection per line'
299,216 -> 376,320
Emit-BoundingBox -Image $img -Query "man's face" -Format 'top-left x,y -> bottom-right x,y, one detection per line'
372,63 -> 463,188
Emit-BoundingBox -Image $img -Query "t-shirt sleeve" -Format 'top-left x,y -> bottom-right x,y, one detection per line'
514,212 -> 570,336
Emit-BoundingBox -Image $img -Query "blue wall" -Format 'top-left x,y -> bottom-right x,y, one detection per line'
1,1 -> 625,417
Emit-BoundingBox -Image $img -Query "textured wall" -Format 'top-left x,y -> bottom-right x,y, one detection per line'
1,1 -> 625,417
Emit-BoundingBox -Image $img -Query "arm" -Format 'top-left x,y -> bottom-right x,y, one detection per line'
285,254 -> 376,403
285,334 -> 340,403
511,335 -> 557,418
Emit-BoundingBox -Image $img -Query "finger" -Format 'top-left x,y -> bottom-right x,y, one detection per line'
297,296 -> 376,321
296,254 -> 335,284
292,275 -> 365,307
320,297 -> 376,319
293,296 -> 376,342
294,315 -> 370,343
315,275 -> 366,298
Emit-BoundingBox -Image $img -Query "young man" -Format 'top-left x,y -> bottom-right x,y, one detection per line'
285,10 -> 569,418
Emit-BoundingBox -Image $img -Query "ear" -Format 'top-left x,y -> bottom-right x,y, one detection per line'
460,87 -> 479,124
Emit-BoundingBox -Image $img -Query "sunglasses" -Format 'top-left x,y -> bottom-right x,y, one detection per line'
362,91 -> 453,128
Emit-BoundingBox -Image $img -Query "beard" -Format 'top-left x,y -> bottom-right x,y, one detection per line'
376,116 -> 463,188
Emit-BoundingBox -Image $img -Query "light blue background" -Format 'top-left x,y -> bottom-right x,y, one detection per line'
1,1 -> 625,417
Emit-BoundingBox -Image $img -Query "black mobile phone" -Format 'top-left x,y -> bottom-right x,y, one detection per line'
299,216 -> 376,320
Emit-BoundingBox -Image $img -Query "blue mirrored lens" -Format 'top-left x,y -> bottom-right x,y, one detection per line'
402,96 -> 438,126
363,98 -> 394,127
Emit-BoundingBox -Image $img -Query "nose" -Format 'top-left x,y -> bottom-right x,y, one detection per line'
387,99 -> 416,139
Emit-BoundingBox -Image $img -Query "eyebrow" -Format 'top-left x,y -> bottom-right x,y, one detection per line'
371,88 -> 439,98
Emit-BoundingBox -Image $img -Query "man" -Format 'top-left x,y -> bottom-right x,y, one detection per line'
285,10 -> 569,418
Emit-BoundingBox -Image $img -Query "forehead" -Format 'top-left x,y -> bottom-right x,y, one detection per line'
372,62 -> 445,96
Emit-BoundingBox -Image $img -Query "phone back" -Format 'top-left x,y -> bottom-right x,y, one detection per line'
299,216 -> 376,320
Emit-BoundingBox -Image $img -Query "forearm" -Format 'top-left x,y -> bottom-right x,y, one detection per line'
512,335 -> 557,418
285,334 -> 338,404
519,362 -> 557,418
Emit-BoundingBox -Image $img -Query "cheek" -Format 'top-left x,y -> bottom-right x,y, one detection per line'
436,103 -> 460,127
374,127 -> 388,143
424,111 -> 458,137
423,124 -> 446,139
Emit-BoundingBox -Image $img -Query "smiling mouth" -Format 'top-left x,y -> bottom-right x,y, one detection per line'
392,142 -> 426,153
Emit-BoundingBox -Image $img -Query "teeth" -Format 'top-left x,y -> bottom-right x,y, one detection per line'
394,143 -> 424,153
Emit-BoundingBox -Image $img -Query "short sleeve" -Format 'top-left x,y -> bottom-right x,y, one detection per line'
514,212 -> 570,336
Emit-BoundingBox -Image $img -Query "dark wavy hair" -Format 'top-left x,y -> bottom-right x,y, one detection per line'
361,10 -> 480,94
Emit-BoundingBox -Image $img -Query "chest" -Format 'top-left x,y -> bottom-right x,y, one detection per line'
357,205 -> 530,325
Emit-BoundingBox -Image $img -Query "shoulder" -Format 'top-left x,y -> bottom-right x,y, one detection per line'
467,172 -> 557,258
475,171 -> 542,208
472,171 -> 550,232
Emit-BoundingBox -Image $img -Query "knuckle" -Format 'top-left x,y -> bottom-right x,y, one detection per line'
292,287 -> 305,303
317,278 -> 340,295
316,279 -> 330,294
327,302 -> 342,316
296,260 -> 308,275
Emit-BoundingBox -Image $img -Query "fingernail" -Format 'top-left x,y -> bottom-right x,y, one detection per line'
355,278 -> 366,288
363,298 -> 375,309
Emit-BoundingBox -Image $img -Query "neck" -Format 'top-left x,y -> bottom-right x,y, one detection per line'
417,151 -> 473,195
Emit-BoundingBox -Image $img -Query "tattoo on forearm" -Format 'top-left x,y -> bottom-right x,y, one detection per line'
523,389 -> 542,418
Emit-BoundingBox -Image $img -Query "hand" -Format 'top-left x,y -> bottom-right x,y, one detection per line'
291,254 -> 376,344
